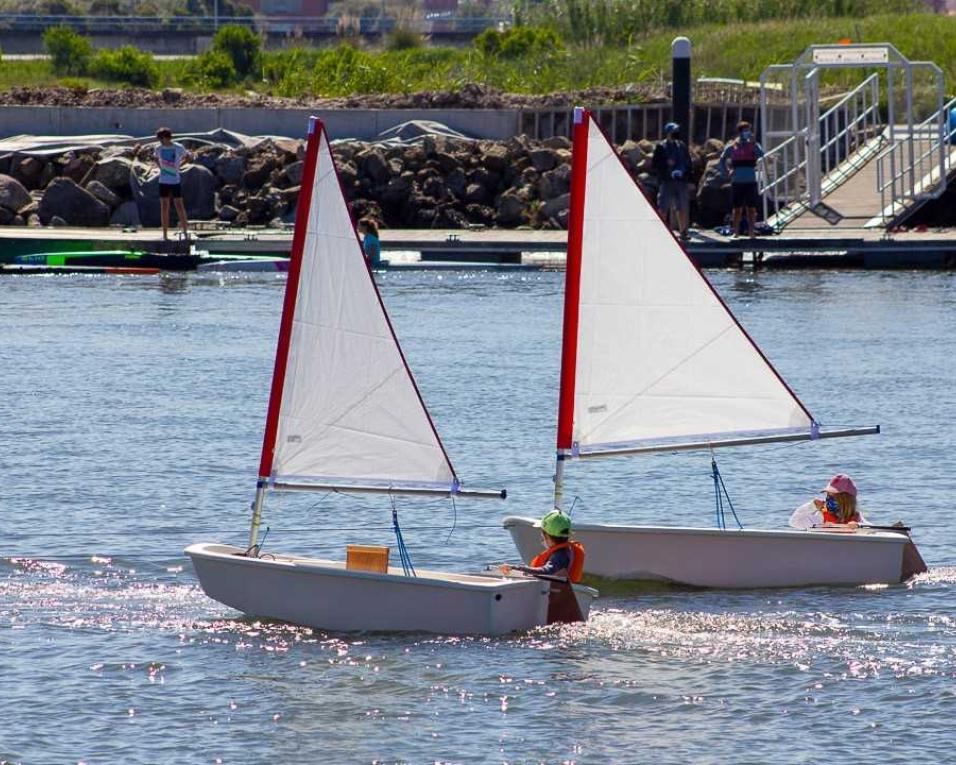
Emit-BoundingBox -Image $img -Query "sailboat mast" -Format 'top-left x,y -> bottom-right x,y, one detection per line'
248,116 -> 323,551
553,107 -> 590,510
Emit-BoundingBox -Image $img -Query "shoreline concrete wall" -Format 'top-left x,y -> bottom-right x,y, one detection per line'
0,106 -> 522,141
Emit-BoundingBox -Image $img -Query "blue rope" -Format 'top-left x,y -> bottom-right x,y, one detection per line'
391,500 -> 416,577
712,458 -> 725,529
711,457 -> 744,530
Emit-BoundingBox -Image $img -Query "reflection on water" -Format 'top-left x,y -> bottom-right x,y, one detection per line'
1,270 -> 955,763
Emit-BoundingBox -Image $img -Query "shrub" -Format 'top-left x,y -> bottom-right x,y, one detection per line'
212,24 -> 261,79
386,27 -> 424,51
43,26 -> 92,76
193,49 -> 237,87
474,26 -> 563,58
89,46 -> 159,87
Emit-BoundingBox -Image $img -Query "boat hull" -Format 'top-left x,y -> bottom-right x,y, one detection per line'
185,543 -> 596,635
503,517 -> 915,588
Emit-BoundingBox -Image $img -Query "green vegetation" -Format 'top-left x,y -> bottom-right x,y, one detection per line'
187,23 -> 261,87
520,0 -> 924,45
12,11 -> 956,98
89,45 -> 159,87
474,25 -> 563,58
43,26 -> 92,75
385,27 -> 425,51
191,49 -> 236,88
210,24 -> 261,78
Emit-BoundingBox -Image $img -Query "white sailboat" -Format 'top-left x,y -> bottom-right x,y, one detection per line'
186,117 -> 597,634
504,108 -> 926,589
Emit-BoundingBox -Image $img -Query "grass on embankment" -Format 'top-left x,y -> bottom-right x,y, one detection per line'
2,13 -> 956,98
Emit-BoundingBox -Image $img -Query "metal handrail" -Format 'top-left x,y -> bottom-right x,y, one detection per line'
876,94 -> 956,223
760,73 -> 880,227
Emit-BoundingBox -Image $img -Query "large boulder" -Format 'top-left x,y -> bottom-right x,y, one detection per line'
481,143 -> 511,171
284,160 -> 304,186
60,153 -> 96,185
695,159 -> 732,228
529,147 -> 557,172
86,180 -> 120,209
12,156 -> 46,191
242,156 -> 277,189
356,148 -> 390,185
541,192 -> 570,220
495,190 -> 525,226
181,165 -> 217,219
132,173 -> 160,227
110,201 -> 141,227
0,174 -> 32,213
215,153 -> 247,186
38,178 -> 109,226
90,157 -> 132,190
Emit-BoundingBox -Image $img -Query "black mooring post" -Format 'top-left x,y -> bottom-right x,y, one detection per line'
672,36 -> 692,141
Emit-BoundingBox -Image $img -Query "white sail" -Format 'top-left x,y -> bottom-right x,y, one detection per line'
570,114 -> 814,455
270,126 -> 457,489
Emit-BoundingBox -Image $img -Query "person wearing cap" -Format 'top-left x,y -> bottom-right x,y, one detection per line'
652,122 -> 692,241
500,510 -> 585,582
719,121 -> 765,238
152,127 -> 193,241
789,474 -> 869,530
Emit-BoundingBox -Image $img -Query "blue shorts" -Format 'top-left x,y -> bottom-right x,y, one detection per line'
159,183 -> 182,199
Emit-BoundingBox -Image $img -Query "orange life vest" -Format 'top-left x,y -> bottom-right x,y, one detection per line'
822,508 -> 860,525
531,541 -> 586,583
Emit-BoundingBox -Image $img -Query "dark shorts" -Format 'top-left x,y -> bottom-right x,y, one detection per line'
657,180 -> 689,213
732,182 -> 760,209
159,183 -> 182,199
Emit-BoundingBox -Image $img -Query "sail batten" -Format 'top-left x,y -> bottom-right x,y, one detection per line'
267,120 -> 458,488
561,110 -> 819,459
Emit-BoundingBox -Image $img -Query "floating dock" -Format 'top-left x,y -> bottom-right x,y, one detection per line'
1,225 -> 956,270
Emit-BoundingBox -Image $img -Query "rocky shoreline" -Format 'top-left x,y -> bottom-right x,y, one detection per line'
0,131 -> 736,231
0,82 -> 666,110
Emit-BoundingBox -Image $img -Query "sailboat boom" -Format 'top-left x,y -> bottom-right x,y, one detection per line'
270,480 -> 506,500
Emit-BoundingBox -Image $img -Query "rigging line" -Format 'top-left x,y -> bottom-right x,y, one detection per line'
390,493 -> 416,577
567,495 -> 581,518
445,493 -> 458,544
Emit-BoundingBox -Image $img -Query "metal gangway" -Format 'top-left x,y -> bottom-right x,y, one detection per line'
758,44 -> 956,231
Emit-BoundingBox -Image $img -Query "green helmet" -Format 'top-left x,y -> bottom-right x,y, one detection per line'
536,510 -> 571,538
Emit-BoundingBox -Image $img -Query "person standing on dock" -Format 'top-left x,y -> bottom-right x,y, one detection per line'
153,127 -> 192,242
652,122 -> 692,241
719,121 -> 764,238
357,217 -> 382,267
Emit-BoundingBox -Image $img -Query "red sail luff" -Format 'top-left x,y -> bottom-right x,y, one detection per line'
257,117 -> 321,479
556,108 -> 590,452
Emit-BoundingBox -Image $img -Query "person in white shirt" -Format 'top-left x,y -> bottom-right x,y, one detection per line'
789,473 -> 869,530
153,127 -> 193,241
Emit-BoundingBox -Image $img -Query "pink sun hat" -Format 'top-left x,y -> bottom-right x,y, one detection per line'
822,474 -> 857,497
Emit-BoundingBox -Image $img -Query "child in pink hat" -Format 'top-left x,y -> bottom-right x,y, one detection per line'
789,473 -> 869,529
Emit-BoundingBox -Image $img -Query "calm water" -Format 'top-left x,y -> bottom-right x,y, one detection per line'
1,269 -> 955,764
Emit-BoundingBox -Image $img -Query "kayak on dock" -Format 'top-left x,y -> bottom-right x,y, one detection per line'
1,263 -> 162,275
10,249 -> 201,271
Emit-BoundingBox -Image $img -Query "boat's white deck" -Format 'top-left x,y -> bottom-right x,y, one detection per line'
194,543 -> 524,588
